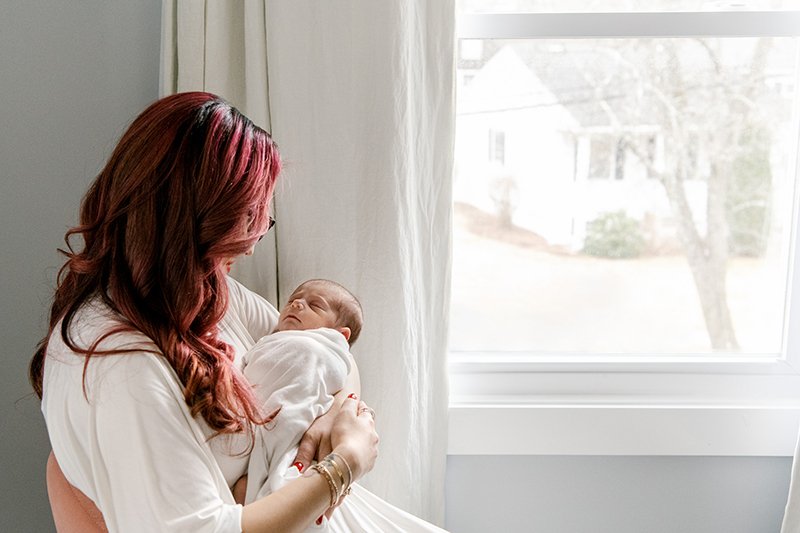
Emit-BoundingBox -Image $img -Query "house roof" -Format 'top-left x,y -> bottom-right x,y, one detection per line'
459,38 -> 793,131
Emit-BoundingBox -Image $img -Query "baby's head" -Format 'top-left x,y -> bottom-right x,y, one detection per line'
276,279 -> 363,346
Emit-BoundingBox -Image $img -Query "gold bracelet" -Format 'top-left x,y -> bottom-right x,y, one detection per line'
310,463 -> 337,507
323,455 -> 347,489
328,452 -> 354,487
323,460 -> 345,504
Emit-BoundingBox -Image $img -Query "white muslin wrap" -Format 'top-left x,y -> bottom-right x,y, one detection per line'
242,328 -> 351,505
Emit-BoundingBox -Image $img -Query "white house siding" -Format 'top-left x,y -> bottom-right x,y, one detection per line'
456,44 -> 716,251
456,47 -> 580,246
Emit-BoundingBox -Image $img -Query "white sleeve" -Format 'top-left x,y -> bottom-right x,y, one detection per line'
86,354 -> 242,533
226,275 -> 279,341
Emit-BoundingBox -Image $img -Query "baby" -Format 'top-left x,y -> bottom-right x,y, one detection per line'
240,279 -> 445,532
274,278 -> 363,345
241,279 -> 363,505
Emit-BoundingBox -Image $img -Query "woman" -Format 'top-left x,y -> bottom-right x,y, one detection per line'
30,92 -> 379,532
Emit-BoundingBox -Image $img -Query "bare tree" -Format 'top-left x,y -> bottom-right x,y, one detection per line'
574,38 -> 774,350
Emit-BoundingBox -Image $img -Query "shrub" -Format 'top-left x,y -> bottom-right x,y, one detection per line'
583,210 -> 645,259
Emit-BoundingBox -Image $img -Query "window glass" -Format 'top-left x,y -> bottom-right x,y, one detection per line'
451,37 -> 800,355
589,136 -> 613,179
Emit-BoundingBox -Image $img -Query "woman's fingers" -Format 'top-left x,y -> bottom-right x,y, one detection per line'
343,394 -> 376,423
329,393 -> 380,482
317,431 -> 334,461
293,430 -> 319,472
295,392 -> 363,468
341,392 -> 360,413
356,400 -> 376,421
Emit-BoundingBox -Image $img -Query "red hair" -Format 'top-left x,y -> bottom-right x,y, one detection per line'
30,92 -> 281,437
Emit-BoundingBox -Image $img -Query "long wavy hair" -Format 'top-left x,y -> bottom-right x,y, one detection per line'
30,92 -> 280,437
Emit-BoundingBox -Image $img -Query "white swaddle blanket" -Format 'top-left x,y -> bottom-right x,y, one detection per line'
243,328 -> 351,505
242,328 -> 447,532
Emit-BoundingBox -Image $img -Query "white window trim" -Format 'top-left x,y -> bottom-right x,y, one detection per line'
450,9 -> 800,456
457,11 -> 800,39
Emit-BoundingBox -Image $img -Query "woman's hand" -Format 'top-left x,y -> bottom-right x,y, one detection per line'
292,399 -> 339,470
241,395 -> 377,533
312,394 -> 377,522
293,393 -> 378,478
330,394 -> 379,480
293,393 -> 378,523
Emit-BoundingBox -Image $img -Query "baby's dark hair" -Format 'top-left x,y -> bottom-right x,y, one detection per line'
296,279 -> 364,346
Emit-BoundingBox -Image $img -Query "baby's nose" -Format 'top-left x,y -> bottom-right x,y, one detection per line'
291,299 -> 306,309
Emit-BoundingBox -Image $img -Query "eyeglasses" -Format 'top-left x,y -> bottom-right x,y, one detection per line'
257,216 -> 276,243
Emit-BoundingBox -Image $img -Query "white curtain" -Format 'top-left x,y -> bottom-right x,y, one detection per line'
783,437 -> 800,531
160,0 -> 455,524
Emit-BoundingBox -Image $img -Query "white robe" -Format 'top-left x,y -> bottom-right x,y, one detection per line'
42,307 -> 244,532
41,277 -> 277,533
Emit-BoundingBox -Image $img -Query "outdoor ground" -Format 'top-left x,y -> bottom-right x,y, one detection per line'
450,203 -> 786,355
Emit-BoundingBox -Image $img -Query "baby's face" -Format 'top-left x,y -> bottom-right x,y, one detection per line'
276,283 -> 341,332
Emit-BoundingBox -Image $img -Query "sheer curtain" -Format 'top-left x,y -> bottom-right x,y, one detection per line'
160,0 -> 455,523
783,439 -> 800,531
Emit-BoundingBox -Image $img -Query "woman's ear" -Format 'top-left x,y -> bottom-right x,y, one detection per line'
338,327 -> 351,342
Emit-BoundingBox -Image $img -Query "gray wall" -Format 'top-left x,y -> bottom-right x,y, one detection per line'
1,3 -> 795,533
446,455 -> 792,533
0,1 -> 161,531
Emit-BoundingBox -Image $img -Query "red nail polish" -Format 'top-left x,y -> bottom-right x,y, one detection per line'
348,393 -> 358,399
292,461 -> 304,472
316,516 -> 323,525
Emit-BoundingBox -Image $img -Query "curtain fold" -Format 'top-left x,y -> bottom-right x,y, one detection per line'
783,435 -> 800,531
160,0 -> 455,523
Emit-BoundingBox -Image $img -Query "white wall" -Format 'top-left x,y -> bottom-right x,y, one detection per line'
0,1 -> 161,530
446,455 -> 792,533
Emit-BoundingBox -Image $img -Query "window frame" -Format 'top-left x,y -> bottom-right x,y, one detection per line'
449,9 -> 800,456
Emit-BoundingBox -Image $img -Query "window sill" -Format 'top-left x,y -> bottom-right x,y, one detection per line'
447,404 -> 800,456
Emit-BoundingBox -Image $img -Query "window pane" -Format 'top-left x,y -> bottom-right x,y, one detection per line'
451,37 -> 800,355
458,0 -> 800,14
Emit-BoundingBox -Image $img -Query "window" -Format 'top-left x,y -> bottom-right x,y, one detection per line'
488,129 -> 506,164
614,138 -> 626,181
588,136 -> 613,179
450,2 -> 800,456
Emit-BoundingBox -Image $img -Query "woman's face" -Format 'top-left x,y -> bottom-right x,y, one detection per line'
223,213 -> 273,273
224,243 -> 257,273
